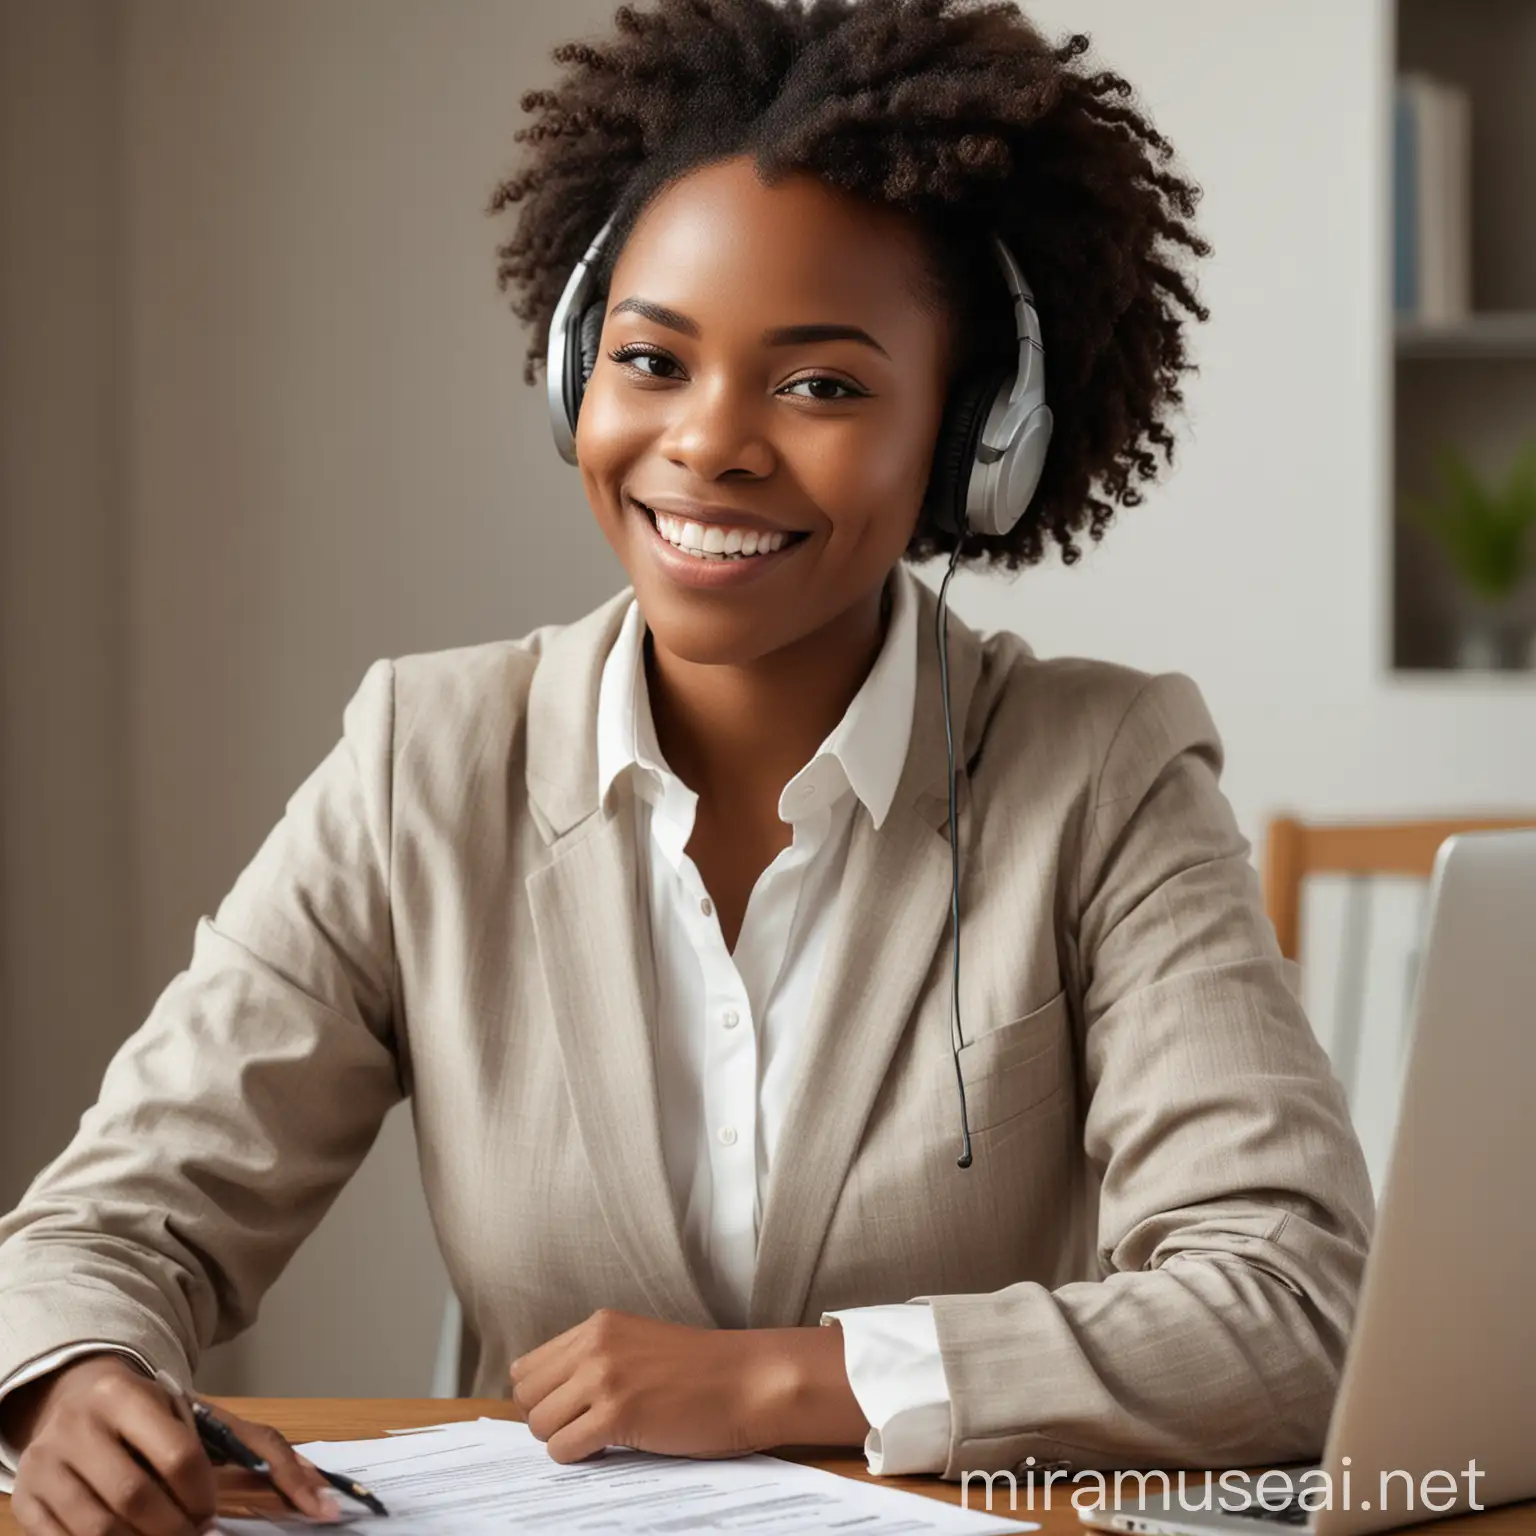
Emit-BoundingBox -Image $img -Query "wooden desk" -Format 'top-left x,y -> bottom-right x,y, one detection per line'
2,1398 -> 1531,1535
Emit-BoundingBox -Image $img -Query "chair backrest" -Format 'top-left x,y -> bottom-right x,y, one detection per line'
1262,812 -> 1536,1189
1263,814 -> 1536,961
430,1289 -> 477,1398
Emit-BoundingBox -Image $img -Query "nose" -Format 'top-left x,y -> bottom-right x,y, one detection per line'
658,372 -> 775,481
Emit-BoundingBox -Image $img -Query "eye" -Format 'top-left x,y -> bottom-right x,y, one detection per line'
606,343 -> 683,380
779,374 -> 868,402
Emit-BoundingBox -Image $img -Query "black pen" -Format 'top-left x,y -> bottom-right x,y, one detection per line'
155,1369 -> 390,1518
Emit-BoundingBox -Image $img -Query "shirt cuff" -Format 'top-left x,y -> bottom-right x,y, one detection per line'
0,1343 -> 155,1493
821,1302 -> 952,1476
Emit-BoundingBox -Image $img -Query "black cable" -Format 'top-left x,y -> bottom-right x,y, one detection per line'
935,538 -> 974,1169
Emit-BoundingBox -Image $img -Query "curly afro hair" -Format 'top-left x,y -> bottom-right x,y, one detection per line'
488,0 -> 1211,570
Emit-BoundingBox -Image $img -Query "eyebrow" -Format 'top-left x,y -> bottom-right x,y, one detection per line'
606,296 -> 891,359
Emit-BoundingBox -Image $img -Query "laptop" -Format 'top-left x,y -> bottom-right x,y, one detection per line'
1079,829 -> 1536,1536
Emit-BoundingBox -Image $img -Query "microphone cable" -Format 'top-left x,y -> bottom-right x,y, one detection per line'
935,538 -> 974,1169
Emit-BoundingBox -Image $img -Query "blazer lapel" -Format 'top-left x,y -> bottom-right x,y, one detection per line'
748,569 -> 988,1328
524,587 -> 717,1329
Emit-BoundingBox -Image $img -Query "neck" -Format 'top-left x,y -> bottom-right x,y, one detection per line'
646,577 -> 893,813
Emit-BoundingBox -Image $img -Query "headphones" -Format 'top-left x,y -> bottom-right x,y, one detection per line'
547,213 -> 1053,1168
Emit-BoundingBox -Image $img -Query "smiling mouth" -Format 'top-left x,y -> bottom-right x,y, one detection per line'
631,496 -> 810,561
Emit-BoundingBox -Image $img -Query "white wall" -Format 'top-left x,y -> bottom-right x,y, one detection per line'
0,0 -> 138,1210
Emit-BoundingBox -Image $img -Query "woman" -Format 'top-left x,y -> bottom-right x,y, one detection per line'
0,1 -> 1373,1532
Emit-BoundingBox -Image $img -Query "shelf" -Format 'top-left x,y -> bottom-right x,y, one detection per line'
1395,312 -> 1536,359
1387,666 -> 1536,686
1391,0 -> 1536,673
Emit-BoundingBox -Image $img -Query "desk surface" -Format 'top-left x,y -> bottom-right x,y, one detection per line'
2,1398 -> 1531,1536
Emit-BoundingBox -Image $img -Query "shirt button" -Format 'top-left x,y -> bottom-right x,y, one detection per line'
700,897 -> 713,917
722,1009 -> 740,1029
717,1125 -> 738,1146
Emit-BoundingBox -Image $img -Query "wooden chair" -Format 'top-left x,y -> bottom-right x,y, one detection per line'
1262,814 -> 1536,1147
431,1288 -> 476,1398
1263,814 -> 1536,963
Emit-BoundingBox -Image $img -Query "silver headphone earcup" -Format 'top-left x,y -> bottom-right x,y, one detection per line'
924,367 -> 1011,538
552,301 -> 607,465
548,218 -> 614,466
965,397 -> 1053,540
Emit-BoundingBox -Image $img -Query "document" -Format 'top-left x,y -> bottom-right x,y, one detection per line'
215,1416 -> 1036,1534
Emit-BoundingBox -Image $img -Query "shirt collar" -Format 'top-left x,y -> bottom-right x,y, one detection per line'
596,596 -> 667,809
595,565 -> 918,831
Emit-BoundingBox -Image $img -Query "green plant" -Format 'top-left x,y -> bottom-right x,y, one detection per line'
1406,440 -> 1536,604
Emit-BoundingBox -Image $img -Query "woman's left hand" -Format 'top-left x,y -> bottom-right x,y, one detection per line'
509,1308 -> 864,1463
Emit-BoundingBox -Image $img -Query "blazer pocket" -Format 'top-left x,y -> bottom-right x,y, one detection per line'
954,988 -> 1071,1133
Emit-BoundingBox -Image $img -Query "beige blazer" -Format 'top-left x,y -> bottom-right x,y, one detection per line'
0,562 -> 1373,1480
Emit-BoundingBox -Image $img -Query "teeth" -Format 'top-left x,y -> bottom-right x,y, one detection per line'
649,508 -> 791,560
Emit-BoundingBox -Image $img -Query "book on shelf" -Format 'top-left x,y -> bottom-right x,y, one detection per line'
1394,72 -> 1472,325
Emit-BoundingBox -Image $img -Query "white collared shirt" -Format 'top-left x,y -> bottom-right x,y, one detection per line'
593,566 -> 950,1475
0,571 -> 953,1489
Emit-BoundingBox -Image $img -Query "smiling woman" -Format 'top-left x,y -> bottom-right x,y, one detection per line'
0,2 -> 1375,1530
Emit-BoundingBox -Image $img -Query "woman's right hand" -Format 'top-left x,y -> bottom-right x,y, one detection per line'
4,1354 -> 343,1535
